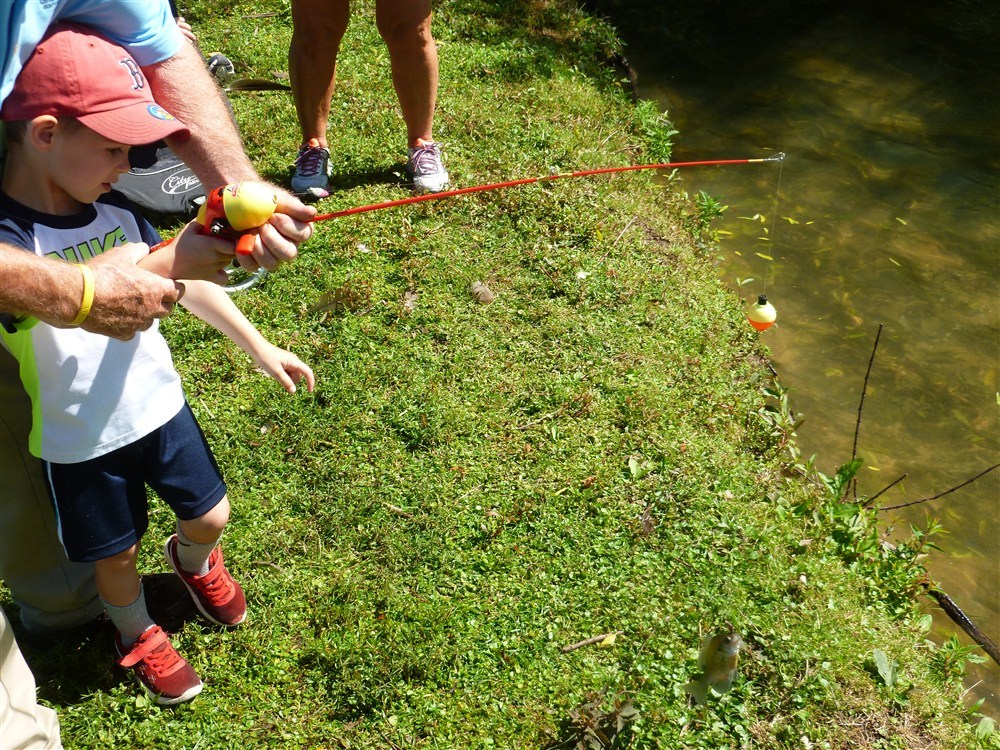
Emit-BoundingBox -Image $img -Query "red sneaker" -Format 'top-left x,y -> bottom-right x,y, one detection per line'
164,535 -> 247,627
115,625 -> 202,705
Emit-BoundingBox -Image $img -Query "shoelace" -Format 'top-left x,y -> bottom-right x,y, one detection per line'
409,143 -> 443,175
196,551 -> 236,605
143,639 -> 185,678
119,627 -> 184,677
295,141 -> 328,178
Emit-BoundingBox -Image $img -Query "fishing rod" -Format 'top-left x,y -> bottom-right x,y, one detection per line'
312,154 -> 785,222
188,153 -> 785,294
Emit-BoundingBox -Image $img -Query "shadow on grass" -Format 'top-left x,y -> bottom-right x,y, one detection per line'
7,573 -> 200,706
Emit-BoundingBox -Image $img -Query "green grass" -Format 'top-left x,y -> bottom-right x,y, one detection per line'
7,1 -> 993,747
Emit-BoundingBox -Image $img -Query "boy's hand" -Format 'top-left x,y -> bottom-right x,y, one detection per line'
252,343 -> 316,394
140,222 -> 236,283
83,244 -> 183,340
237,189 -> 316,271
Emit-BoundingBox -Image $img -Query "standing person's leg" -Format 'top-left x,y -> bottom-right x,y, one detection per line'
288,0 -> 352,196
0,609 -> 62,750
376,0 -> 449,192
375,0 -> 437,147
0,349 -> 103,636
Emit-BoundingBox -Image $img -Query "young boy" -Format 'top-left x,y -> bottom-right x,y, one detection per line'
0,23 -> 315,705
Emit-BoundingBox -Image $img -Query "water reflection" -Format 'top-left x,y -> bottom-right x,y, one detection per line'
589,0 -> 999,714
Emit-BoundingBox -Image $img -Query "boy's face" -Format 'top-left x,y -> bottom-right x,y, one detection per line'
46,121 -> 133,209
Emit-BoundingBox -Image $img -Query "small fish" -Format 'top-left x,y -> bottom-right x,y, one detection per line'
683,627 -> 743,705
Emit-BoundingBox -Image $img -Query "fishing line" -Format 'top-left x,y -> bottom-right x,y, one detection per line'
311,154 -> 785,222
210,155 -> 784,293
761,152 -> 786,296
746,152 -> 785,331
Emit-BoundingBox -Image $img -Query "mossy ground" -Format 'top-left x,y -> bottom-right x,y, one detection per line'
6,1 -> 990,747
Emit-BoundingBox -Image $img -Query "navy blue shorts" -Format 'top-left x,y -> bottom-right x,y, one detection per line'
43,403 -> 227,563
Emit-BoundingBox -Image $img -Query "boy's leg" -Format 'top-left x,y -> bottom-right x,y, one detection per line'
165,496 -> 246,627
149,405 -> 245,627
174,495 -> 230,575
93,548 -> 203,706
94,545 -> 153,645
0,349 -> 103,634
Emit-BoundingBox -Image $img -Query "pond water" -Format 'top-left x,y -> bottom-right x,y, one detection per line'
588,0 -> 999,714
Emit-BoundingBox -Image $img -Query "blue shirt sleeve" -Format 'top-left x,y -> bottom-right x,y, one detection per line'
2,0 -> 184,105
50,0 -> 184,67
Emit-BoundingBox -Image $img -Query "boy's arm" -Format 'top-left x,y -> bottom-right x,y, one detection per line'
136,221 -> 236,283
177,280 -> 315,394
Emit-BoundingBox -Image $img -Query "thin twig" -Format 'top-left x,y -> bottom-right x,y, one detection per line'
562,631 -> 623,653
878,464 -> 999,511
249,560 -> 286,573
385,503 -> 415,519
612,217 -> 637,246
852,324 -> 883,499
865,473 -> 908,508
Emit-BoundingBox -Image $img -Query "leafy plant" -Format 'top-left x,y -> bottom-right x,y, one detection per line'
545,694 -> 639,750
867,648 -> 913,707
632,99 -> 678,162
929,635 -> 988,684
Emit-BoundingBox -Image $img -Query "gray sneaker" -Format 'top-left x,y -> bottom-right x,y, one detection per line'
406,142 -> 449,193
291,139 -> 330,198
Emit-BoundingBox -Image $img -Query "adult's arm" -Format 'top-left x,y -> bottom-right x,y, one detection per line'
141,41 -> 316,271
0,242 -> 181,340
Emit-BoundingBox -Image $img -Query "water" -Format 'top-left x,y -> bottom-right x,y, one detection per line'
587,0 -> 1000,713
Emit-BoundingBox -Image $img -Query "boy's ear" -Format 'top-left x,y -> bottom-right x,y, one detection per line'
28,116 -> 60,150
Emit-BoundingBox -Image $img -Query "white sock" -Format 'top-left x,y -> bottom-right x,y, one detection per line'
175,525 -> 219,576
102,587 -> 155,647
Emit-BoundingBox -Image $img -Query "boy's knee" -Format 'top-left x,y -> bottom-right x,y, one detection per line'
183,495 -> 230,539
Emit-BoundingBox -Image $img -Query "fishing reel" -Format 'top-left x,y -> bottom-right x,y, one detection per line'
152,182 -> 278,292
196,182 -> 278,293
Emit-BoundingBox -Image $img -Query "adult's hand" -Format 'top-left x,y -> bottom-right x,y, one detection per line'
239,188 -> 316,271
138,222 -> 236,284
82,244 -> 184,340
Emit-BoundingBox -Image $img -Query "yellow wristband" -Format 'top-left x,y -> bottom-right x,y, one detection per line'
69,263 -> 95,327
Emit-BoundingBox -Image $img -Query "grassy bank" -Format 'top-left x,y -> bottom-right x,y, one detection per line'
12,0 -> 992,747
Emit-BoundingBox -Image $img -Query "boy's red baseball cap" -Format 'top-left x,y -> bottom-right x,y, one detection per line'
1,22 -> 190,145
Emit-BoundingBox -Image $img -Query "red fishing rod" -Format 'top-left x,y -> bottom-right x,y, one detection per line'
313,153 -> 785,221
190,153 -> 784,293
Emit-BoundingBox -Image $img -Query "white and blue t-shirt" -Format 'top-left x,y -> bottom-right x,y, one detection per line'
0,191 -> 185,463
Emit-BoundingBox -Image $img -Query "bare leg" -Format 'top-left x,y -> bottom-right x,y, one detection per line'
94,545 -> 142,608
289,0 -> 352,147
375,0 -> 438,148
178,495 -> 230,546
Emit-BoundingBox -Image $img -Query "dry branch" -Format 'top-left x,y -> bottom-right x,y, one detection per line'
562,631 -> 624,653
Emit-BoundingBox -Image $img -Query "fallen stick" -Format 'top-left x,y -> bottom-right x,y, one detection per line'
851,323 -> 883,500
921,582 -> 1000,666
562,631 -> 624,653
